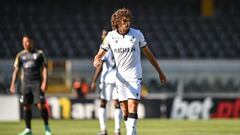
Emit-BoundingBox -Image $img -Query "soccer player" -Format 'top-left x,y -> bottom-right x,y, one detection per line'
93,8 -> 167,135
10,36 -> 52,135
91,28 -> 122,135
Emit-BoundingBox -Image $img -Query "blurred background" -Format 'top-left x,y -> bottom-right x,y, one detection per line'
0,0 -> 240,121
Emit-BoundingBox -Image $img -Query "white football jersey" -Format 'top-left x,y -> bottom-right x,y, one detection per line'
100,28 -> 147,82
100,50 -> 116,84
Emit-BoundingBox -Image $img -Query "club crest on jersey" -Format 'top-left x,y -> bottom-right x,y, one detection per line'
33,53 -> 38,60
130,36 -> 136,43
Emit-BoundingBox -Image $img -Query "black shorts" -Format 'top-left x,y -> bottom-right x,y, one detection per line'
20,82 -> 46,104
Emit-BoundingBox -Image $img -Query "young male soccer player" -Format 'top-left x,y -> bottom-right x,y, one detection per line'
93,8 -> 167,135
10,36 -> 52,135
91,28 -> 122,135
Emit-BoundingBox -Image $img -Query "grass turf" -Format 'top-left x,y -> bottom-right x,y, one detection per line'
0,119 -> 240,135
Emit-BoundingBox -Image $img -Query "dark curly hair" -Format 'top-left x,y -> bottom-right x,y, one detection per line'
111,8 -> 132,30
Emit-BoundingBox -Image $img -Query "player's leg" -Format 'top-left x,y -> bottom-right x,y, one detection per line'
19,104 -> 33,135
34,85 -> 52,135
98,99 -> 108,135
98,83 -> 112,135
119,100 -> 128,133
113,99 -> 122,135
112,84 -> 122,135
19,85 -> 33,135
36,102 -> 52,135
117,83 -> 128,134
127,99 -> 139,135
125,80 -> 142,135
24,104 -> 32,131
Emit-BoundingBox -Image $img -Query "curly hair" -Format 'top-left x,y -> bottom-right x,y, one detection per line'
111,8 -> 132,30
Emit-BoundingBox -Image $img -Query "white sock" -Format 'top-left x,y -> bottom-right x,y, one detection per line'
114,108 -> 122,133
127,118 -> 137,135
98,107 -> 107,131
25,128 -> 31,131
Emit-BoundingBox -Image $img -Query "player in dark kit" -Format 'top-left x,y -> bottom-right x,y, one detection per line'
10,36 -> 52,135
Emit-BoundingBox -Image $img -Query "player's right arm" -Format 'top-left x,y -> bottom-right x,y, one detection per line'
90,60 -> 103,91
93,49 -> 107,68
93,33 -> 110,68
10,67 -> 20,94
10,54 -> 21,94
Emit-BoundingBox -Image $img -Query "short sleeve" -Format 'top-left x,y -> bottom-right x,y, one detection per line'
138,30 -> 147,48
100,33 -> 110,51
101,52 -> 107,61
13,53 -> 21,68
38,50 -> 47,66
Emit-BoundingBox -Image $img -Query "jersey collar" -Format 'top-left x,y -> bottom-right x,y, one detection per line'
116,28 -> 131,38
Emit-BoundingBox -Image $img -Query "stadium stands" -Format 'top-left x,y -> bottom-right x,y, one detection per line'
0,0 -> 240,59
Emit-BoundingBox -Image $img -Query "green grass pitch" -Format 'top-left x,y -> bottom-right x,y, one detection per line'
0,119 -> 240,135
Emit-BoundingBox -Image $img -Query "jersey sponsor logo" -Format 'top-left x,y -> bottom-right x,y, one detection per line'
23,61 -> 35,68
113,47 -> 136,53
22,56 -> 27,60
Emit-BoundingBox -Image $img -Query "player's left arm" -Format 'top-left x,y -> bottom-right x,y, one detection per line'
41,64 -> 48,92
10,53 -> 21,94
40,50 -> 48,92
142,46 -> 167,84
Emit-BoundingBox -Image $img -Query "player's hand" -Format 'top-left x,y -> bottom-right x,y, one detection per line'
159,72 -> 167,85
41,83 -> 47,92
10,85 -> 15,94
93,58 -> 101,68
90,82 -> 96,92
